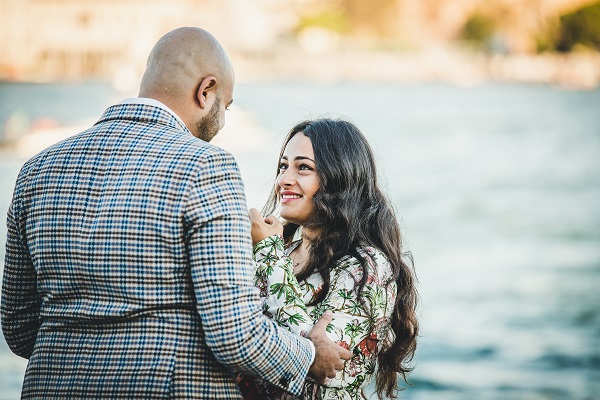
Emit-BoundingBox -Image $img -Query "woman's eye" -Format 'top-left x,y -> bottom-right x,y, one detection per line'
299,163 -> 314,171
278,163 -> 288,171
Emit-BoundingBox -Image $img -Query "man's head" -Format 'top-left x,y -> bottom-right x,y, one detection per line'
138,27 -> 234,141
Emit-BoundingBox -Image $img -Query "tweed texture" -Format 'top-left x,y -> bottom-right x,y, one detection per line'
2,103 -> 312,399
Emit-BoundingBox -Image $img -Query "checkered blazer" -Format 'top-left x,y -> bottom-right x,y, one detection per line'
1,102 -> 312,399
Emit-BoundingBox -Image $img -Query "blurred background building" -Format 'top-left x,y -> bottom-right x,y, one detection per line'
1,0 -> 600,88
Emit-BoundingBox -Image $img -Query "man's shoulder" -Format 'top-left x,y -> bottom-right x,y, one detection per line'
99,102 -> 236,163
194,143 -> 237,166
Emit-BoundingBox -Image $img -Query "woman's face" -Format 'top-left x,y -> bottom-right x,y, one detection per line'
277,132 -> 320,226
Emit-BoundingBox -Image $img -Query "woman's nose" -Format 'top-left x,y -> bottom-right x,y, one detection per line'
277,170 -> 295,187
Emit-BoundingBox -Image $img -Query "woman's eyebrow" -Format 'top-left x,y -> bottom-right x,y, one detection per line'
280,155 -> 315,162
294,156 -> 315,162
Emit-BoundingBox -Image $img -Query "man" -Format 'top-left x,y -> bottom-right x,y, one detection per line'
1,27 -> 351,399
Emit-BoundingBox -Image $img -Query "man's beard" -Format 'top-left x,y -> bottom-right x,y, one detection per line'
194,97 -> 220,142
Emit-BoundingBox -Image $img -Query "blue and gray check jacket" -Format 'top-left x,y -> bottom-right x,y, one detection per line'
1,103 -> 312,399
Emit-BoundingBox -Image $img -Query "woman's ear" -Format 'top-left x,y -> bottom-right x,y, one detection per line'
197,76 -> 217,109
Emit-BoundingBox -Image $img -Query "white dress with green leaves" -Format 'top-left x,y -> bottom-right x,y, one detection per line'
252,235 -> 397,400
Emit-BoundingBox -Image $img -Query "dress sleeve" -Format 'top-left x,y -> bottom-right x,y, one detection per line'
252,235 -> 313,336
253,239 -> 397,392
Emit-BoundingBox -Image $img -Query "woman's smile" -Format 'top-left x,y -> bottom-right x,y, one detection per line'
280,191 -> 303,203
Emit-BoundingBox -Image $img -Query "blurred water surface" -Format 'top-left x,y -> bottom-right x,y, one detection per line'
0,81 -> 599,400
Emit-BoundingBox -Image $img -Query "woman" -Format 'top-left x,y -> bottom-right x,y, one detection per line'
245,119 -> 418,399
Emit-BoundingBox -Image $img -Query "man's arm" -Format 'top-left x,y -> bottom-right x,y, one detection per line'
1,181 -> 41,359
184,148 -> 315,395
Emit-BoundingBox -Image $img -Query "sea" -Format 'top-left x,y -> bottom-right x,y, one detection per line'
0,80 -> 599,400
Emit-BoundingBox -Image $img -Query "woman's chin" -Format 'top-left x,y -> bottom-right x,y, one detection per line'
279,213 -> 301,226
280,214 -> 296,224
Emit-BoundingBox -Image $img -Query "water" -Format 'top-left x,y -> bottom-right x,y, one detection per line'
0,81 -> 599,400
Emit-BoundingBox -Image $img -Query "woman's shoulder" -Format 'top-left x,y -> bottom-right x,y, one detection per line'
336,245 -> 393,280
356,244 -> 389,263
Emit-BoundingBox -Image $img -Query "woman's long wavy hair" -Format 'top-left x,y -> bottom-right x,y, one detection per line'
262,119 -> 418,398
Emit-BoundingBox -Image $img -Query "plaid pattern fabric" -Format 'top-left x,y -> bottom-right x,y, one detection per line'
2,103 -> 312,399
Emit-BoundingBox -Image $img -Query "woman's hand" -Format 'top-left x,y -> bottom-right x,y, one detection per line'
249,208 -> 284,246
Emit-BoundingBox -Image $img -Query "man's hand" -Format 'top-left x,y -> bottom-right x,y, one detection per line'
306,311 -> 353,384
249,208 -> 283,246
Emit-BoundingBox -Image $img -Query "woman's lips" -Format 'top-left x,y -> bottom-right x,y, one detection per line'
280,193 -> 302,203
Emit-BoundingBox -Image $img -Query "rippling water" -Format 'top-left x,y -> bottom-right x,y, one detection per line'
1,81 -> 599,400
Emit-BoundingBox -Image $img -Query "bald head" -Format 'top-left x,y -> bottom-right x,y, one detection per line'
138,27 -> 234,139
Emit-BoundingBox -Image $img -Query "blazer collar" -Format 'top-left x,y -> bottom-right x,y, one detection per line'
95,102 -> 192,136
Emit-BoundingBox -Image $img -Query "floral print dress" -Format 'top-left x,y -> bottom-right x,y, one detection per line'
251,235 -> 397,400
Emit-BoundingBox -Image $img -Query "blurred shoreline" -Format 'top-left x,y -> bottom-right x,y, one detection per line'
3,45 -> 599,90
233,45 -> 600,89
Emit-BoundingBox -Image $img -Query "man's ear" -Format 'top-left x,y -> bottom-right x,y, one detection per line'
197,76 -> 217,109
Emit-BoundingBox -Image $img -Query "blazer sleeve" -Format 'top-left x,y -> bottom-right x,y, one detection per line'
253,237 -> 396,392
1,168 -> 41,359
183,148 -> 312,396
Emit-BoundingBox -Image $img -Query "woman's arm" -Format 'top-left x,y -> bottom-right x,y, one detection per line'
253,235 -> 313,336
